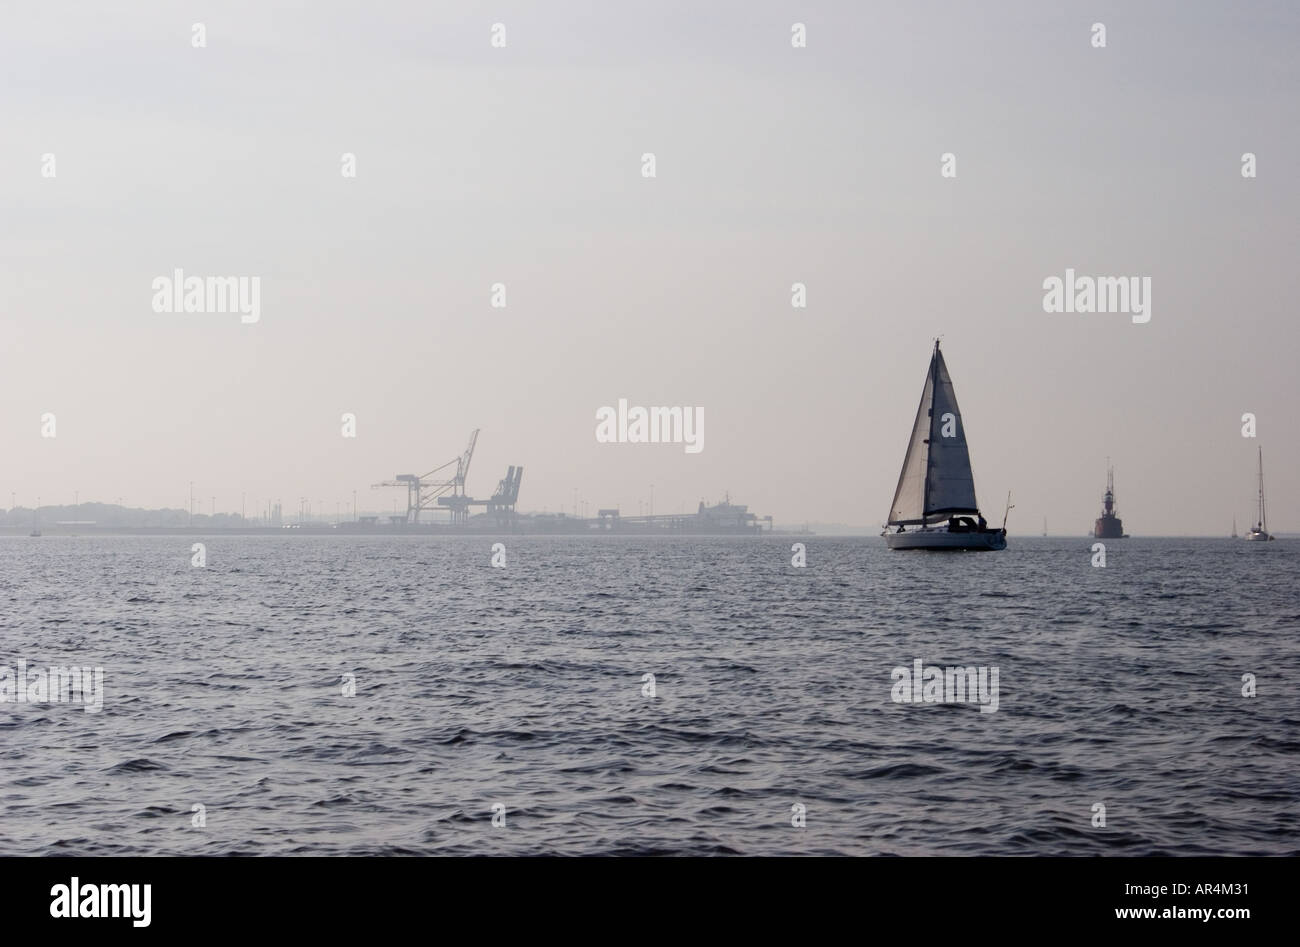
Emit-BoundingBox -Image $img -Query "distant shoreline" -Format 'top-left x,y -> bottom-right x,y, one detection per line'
1,528 -> 1286,540
0,525 -> 808,538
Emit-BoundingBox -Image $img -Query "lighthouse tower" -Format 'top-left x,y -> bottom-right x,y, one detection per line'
1094,464 -> 1126,539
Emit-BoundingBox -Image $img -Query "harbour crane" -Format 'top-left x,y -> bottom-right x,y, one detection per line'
372,429 -> 479,524
444,464 -> 524,526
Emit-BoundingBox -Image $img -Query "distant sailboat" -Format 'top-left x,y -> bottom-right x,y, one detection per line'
1042,516 -> 1047,537
883,341 -> 1006,550
1245,446 -> 1275,541
1231,516 -> 1237,539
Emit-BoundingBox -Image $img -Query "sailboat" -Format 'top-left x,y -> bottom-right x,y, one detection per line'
1244,446 -> 1274,541
883,341 -> 1007,550
1231,516 -> 1237,539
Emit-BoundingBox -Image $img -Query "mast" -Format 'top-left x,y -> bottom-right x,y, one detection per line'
922,339 -> 939,519
1257,446 -> 1267,532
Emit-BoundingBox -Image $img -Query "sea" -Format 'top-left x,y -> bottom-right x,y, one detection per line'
0,535 -> 1295,856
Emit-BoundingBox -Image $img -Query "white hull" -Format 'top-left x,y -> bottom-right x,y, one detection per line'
1244,529 -> 1274,542
884,527 -> 1007,551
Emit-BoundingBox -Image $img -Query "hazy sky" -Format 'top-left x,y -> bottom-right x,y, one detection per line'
2,1 -> 1296,533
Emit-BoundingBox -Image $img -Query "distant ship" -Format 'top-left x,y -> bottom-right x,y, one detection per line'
341,492 -> 774,535
1245,446 -> 1275,541
1094,464 -> 1127,539
883,340 -> 1007,550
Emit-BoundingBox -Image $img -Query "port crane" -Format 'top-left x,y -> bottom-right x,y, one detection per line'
372,429 -> 479,524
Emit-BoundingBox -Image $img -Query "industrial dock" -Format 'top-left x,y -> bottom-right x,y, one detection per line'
2,430 -> 785,536
353,429 -> 775,535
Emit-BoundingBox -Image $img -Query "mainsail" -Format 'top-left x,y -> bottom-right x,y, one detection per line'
887,342 -> 980,525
